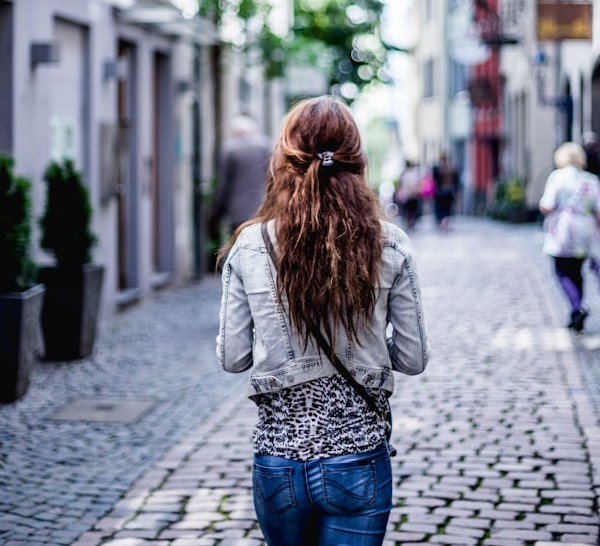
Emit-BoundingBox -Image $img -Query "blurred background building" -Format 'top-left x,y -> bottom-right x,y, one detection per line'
400,0 -> 595,217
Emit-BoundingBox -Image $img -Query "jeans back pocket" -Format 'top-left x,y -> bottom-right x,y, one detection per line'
253,463 -> 297,514
322,459 -> 377,513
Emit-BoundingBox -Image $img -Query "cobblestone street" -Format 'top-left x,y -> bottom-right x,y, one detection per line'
1,217 -> 600,546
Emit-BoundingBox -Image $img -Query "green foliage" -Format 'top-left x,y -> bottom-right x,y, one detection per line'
0,154 -> 36,292
39,159 -> 97,268
291,0 -> 388,94
199,0 -> 388,93
487,177 -> 529,222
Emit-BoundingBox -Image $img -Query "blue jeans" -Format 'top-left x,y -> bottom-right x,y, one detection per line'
253,444 -> 392,546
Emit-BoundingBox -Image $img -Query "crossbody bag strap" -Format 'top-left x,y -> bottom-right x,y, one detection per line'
260,222 -> 382,419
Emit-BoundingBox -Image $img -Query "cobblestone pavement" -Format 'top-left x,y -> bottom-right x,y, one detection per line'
2,217 -> 600,546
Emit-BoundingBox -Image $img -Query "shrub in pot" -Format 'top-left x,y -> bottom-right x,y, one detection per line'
38,159 -> 104,361
0,154 -> 45,403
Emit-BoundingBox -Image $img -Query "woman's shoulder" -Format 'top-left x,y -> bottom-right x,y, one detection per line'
379,219 -> 411,248
226,222 -> 264,257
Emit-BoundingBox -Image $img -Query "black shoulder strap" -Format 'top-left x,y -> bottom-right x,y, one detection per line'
260,222 -> 382,418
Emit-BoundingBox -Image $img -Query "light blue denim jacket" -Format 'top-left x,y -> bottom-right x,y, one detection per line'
217,220 -> 430,399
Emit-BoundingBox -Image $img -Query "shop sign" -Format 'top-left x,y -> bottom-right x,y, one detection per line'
537,1 -> 592,41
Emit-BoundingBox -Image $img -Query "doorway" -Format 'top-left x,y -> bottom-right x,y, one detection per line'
116,40 -> 139,295
151,51 -> 174,279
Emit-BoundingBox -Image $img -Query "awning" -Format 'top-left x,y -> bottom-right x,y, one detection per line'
114,3 -> 220,45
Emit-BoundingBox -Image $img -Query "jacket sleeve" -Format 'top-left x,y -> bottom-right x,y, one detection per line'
539,171 -> 558,213
386,244 -> 430,375
216,243 -> 254,373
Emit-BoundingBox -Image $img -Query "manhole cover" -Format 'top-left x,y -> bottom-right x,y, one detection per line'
51,397 -> 156,423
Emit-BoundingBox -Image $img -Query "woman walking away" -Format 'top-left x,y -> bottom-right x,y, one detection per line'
539,141 -> 600,332
217,95 -> 430,546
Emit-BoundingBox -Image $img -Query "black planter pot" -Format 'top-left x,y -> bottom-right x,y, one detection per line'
0,284 -> 45,403
39,263 -> 104,361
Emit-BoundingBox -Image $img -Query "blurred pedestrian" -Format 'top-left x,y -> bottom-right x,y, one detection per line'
209,115 -> 271,238
394,160 -> 422,230
582,132 -> 600,290
432,153 -> 460,230
539,142 -> 600,332
583,131 -> 600,177
217,95 -> 430,546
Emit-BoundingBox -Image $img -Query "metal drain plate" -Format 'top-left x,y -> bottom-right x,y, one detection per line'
51,397 -> 156,423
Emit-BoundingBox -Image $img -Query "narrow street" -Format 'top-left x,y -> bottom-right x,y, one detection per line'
1,216 -> 600,546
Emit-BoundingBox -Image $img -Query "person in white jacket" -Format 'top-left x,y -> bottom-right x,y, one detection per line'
539,141 -> 600,332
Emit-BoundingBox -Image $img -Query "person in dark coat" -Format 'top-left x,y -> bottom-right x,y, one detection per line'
432,153 -> 460,230
210,116 -> 272,235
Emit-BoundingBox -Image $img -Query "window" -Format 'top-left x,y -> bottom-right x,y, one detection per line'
423,58 -> 434,98
424,0 -> 433,21
450,59 -> 468,97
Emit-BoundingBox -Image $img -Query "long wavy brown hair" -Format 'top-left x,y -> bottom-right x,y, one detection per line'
221,95 -> 382,349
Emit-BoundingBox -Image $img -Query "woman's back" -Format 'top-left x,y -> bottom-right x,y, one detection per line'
217,95 -> 429,546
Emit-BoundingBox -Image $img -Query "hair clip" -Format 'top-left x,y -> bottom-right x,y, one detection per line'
317,151 -> 334,167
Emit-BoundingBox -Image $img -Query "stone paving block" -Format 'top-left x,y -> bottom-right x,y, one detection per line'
214,538 -> 262,546
556,498 -> 594,508
492,520 -> 536,531
399,522 -> 438,534
394,506 -> 430,515
534,543 -> 593,546
496,502 -> 537,513
543,523 -> 599,534
490,530 -> 553,541
113,531 -> 160,539
407,514 -> 447,525
481,479 -> 515,489
524,513 -> 561,525
564,515 -> 600,525
102,538 -> 169,546
447,517 -> 491,529
559,537 -> 598,545
519,480 -> 555,489
439,477 -> 479,487
450,500 -> 495,511
539,506 -> 593,516
477,509 -> 519,521
483,538 -> 528,546
385,531 -> 427,542
461,490 -> 500,503
171,538 -> 217,546
157,530 -> 203,539
170,519 -> 212,530
541,490 -> 594,499
429,534 -> 478,545
70,531 -> 108,546
433,508 -> 476,518
421,490 -> 461,501
443,525 -> 486,539
404,498 -> 448,508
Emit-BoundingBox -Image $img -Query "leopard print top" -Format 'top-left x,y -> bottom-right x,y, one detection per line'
252,374 -> 389,461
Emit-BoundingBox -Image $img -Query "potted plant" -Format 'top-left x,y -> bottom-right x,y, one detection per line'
0,154 -> 45,403
38,159 -> 104,361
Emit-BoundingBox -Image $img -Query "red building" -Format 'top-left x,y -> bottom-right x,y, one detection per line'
470,0 -> 510,214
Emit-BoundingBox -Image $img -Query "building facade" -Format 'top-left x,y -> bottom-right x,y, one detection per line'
412,0 -> 472,210
0,0 -> 287,319
500,0 -> 595,208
